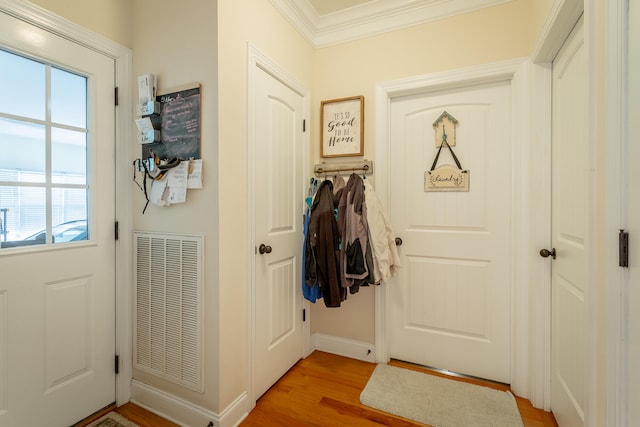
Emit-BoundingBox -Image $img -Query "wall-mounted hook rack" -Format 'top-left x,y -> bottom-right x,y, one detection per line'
313,160 -> 373,176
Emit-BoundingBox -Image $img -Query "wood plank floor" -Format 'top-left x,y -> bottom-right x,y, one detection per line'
240,351 -> 558,427
82,351 -> 557,427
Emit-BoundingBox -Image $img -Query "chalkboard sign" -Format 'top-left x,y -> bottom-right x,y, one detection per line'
142,82 -> 201,161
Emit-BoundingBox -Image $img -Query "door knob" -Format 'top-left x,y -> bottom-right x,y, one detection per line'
395,237 -> 403,246
258,244 -> 272,254
539,248 -> 556,259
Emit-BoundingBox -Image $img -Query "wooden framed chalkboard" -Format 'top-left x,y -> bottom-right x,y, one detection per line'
142,82 -> 201,160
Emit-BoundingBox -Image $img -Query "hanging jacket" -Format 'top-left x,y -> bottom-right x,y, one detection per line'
302,206 -> 322,303
305,180 -> 346,307
364,181 -> 401,282
337,174 -> 373,292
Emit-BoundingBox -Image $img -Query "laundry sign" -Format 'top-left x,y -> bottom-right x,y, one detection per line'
425,111 -> 470,192
426,164 -> 469,191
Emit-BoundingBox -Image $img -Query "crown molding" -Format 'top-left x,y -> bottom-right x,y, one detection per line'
270,0 -> 513,48
268,0 -> 318,45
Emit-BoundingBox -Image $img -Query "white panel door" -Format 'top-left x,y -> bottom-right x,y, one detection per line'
388,80 -> 512,383
0,11 -> 116,427
626,1 -> 640,424
252,65 -> 304,399
549,16 -> 587,427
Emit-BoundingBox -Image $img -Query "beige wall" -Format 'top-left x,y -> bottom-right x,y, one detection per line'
216,0 -> 314,410
129,0 -> 221,412
309,0 -> 553,344
28,0 -> 132,48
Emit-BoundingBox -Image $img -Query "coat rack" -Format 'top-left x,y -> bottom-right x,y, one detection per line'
313,160 -> 373,176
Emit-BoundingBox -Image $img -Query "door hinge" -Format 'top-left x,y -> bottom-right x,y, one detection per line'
303,308 -> 306,322
115,221 -> 119,241
619,229 -> 629,268
115,354 -> 120,374
303,119 -> 306,132
114,87 -> 119,106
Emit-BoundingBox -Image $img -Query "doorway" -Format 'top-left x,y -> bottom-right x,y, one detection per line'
375,58 -> 532,398
247,46 -> 310,403
0,8 -> 119,426
548,15 -> 589,426
387,79 -> 512,384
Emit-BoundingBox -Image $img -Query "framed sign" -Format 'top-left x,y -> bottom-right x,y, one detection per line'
321,96 -> 364,157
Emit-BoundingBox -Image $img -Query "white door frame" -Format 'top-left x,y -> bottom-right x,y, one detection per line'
246,44 -> 311,408
605,0 -> 628,425
0,0 -> 133,406
530,0 -> 599,418
374,57 -> 533,400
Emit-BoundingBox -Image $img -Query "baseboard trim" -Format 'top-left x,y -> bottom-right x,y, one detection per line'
130,380 -> 249,427
312,333 -> 376,363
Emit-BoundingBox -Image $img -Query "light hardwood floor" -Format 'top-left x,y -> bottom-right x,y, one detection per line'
84,351 -> 558,427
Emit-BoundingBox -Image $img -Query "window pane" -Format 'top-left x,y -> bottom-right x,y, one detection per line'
51,67 -> 87,128
0,49 -> 45,120
0,52 -> 91,250
0,186 -> 46,248
0,117 -> 46,183
51,187 -> 87,244
52,127 -> 86,184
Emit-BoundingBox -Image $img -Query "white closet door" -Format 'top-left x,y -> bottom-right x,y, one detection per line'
252,63 -> 304,400
550,16 -> 589,427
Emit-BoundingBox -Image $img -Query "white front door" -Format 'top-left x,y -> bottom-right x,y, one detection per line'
387,79 -> 512,383
252,62 -> 304,399
549,16 -> 588,427
0,11 -> 116,427
626,1 -> 640,424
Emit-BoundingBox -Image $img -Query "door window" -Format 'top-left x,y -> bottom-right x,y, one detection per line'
0,48 -> 88,248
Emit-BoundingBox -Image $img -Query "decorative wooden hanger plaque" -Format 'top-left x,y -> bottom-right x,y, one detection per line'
425,111 -> 470,192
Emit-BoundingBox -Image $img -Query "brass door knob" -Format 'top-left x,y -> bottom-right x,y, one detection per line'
259,244 -> 272,254
539,248 -> 556,259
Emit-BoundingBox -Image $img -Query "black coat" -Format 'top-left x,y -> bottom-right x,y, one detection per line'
304,180 -> 346,307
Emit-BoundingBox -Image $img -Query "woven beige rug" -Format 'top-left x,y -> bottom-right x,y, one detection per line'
360,364 -> 523,427
85,412 -> 140,427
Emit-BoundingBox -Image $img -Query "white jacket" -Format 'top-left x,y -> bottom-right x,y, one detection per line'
364,181 -> 400,282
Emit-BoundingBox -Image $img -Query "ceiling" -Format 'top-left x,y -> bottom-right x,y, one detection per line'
271,0 -> 513,48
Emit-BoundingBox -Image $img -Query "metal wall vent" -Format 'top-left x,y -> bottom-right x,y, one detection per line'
134,232 -> 203,391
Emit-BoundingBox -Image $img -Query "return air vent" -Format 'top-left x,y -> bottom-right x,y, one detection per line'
134,232 -> 203,391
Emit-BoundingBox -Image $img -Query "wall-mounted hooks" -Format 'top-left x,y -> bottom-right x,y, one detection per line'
313,160 -> 373,176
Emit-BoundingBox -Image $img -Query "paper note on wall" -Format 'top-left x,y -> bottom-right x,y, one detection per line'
148,162 -> 188,206
166,162 -> 188,204
187,159 -> 203,189
149,175 -> 169,206
138,73 -> 156,105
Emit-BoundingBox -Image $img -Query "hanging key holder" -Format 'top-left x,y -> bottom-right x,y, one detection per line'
425,112 -> 469,192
